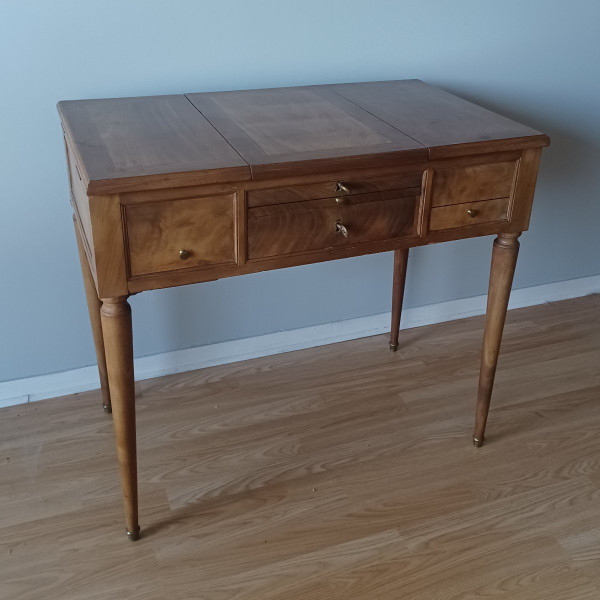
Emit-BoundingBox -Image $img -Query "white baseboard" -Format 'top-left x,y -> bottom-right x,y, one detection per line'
1,274 -> 598,409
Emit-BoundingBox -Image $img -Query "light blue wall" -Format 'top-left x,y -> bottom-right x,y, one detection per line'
1,0 -> 599,382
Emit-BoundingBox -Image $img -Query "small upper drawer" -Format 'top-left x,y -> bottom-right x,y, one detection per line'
248,171 -> 423,208
430,198 -> 509,231
124,194 -> 237,277
432,161 -> 517,207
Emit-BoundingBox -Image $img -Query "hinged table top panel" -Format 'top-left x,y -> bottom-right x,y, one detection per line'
58,94 -> 251,194
58,80 -> 549,194
330,80 -> 548,156
185,86 -> 426,179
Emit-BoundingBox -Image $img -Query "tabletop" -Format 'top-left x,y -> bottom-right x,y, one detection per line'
58,79 -> 548,194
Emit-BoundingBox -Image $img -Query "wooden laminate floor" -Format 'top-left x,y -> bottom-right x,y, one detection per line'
1,295 -> 600,599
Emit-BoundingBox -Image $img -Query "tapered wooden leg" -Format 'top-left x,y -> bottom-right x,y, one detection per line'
100,297 -> 139,540
473,233 -> 521,447
390,248 -> 409,351
74,221 -> 112,413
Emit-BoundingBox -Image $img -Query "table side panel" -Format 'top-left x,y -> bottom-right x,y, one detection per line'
64,136 -> 95,270
88,195 -> 129,298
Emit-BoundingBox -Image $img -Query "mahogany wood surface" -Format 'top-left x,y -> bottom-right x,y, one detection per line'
124,194 -> 237,276
2,296 -> 599,598
58,80 -> 550,540
247,190 -> 419,259
431,160 -> 517,207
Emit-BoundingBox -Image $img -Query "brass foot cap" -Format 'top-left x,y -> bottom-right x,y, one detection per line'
472,437 -> 484,448
126,527 -> 140,541
103,405 -> 112,415
389,342 -> 399,352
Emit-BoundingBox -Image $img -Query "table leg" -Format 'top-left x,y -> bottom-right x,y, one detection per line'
73,221 -> 112,413
100,296 -> 139,540
473,233 -> 521,447
390,248 -> 409,351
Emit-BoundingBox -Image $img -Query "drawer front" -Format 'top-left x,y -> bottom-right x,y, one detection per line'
125,194 -> 236,276
248,189 -> 419,259
248,171 -> 423,207
432,161 -> 517,207
430,198 -> 510,231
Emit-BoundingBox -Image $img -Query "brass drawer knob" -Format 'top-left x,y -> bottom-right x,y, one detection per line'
179,249 -> 192,260
335,221 -> 349,237
467,209 -> 478,218
336,181 -> 350,194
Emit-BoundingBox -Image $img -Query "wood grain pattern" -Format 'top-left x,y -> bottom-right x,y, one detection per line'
95,147 -> 540,295
429,197 -> 510,230
124,194 -> 237,276
58,95 -> 250,194
125,218 -> 520,294
331,80 -> 550,157
88,195 -> 129,297
247,171 -> 423,208
431,161 -> 517,207
508,147 -> 543,228
247,191 -> 419,259
186,85 -> 427,179
1,295 -> 599,599
58,81 -> 548,195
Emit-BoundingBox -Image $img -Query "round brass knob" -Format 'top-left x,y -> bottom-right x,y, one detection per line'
467,209 -> 478,218
335,221 -> 349,237
179,249 -> 192,260
336,182 -> 350,195
335,196 -> 345,204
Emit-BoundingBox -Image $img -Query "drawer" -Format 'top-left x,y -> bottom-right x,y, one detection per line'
432,161 -> 517,207
248,189 -> 420,259
248,171 -> 423,207
430,197 -> 509,231
124,194 -> 237,276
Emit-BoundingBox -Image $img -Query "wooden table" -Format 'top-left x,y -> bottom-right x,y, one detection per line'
58,80 -> 549,540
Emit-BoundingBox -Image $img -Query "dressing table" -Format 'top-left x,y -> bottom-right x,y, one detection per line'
58,80 -> 549,540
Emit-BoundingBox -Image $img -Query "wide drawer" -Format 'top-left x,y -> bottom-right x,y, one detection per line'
432,161 -> 517,207
429,197 -> 510,231
248,171 -> 423,207
124,194 -> 237,276
248,189 -> 420,259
